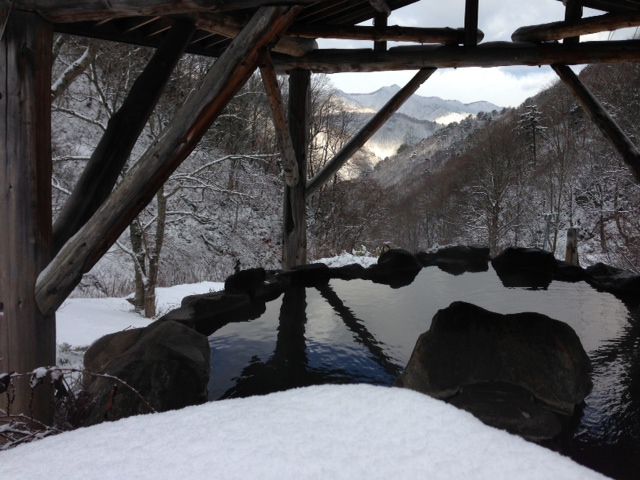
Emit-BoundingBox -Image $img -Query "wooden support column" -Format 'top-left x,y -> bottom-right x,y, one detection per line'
564,0 -> 583,44
307,67 -> 436,195
36,6 -> 299,316
53,19 -> 196,252
0,11 -> 54,422
464,0 -> 479,46
283,69 -> 310,269
552,64 -> 640,183
374,13 -> 388,53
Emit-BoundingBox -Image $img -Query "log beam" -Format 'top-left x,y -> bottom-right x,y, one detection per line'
259,52 -> 299,187
0,11 -> 54,422
287,25 -> 483,45
563,0 -> 583,45
552,64 -> 640,182
272,40 -> 640,73
53,19 -> 196,253
36,6 -> 299,316
307,67 -> 436,195
13,0 -> 314,23
195,13 -> 316,57
512,12 -> 640,43
282,69 -> 310,269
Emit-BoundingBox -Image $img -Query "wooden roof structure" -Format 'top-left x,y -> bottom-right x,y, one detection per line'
2,0 -> 640,421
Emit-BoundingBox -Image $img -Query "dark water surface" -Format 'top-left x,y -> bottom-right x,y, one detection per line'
208,266 -> 640,479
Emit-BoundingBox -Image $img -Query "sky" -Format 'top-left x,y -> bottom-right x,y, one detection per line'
319,0 -> 637,107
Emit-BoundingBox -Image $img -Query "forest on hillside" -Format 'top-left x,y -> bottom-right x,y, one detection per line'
324,63 -> 640,273
52,35 -> 640,317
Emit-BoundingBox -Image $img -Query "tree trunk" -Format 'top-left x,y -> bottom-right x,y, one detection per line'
0,12 -> 54,423
129,219 -> 146,312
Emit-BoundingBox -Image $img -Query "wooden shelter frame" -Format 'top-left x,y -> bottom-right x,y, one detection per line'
1,0 -> 640,421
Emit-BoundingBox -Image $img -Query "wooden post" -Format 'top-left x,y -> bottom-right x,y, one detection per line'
564,0 -> 583,45
374,12 -> 388,53
0,11 -> 54,422
283,69 -> 310,269
53,19 -> 196,252
464,0 -> 479,47
552,64 -> 640,183
565,228 -> 579,266
306,67 -> 436,195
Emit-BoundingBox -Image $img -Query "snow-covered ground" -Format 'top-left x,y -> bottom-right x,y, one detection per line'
56,281 -> 224,366
0,384 -> 606,480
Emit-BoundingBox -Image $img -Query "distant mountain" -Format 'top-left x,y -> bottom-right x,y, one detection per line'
339,85 -> 501,125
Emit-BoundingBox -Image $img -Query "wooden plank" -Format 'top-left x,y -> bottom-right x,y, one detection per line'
259,53 -> 299,187
464,0 -> 479,46
36,6 -> 300,316
288,25 -> 481,44
53,19 -> 195,253
282,69 -> 310,269
13,0 -> 315,23
0,11 -> 54,422
306,67 -> 435,195
512,12 -> 640,42
195,13 -> 316,57
552,64 -> 640,183
272,40 -> 640,73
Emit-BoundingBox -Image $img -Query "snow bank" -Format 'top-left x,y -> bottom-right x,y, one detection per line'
0,385 -> 606,480
57,281 -> 224,351
315,252 -> 378,268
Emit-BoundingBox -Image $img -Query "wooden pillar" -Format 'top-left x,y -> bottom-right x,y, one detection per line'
564,0 -> 583,44
283,69 -> 310,269
0,11 -> 54,422
565,228 -> 579,266
374,13 -> 388,53
464,0 -> 479,46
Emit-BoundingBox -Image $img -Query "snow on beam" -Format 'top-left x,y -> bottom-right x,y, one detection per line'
552,64 -> 640,183
35,6 -> 301,317
306,67 -> 436,195
272,40 -> 640,73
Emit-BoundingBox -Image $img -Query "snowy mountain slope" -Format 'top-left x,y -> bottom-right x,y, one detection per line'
339,85 -> 501,124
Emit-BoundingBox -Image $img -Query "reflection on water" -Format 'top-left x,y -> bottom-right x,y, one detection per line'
209,266 -> 639,479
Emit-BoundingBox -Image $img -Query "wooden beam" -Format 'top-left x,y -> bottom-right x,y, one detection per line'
374,12 -> 388,53
53,20 -> 196,253
282,69 -> 310,269
36,6 -> 300,316
287,25 -> 483,45
195,13 -> 316,57
464,0 -> 479,46
259,52 -> 299,187
272,40 -> 640,73
307,67 -> 436,195
14,0 -> 314,23
552,64 -> 640,182
0,11 -> 54,422
563,0 -> 583,44
512,12 -> 640,42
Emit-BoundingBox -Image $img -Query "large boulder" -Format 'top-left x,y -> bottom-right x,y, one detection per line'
161,291 -> 267,336
364,248 -> 422,288
491,247 -> 557,289
397,302 -> 592,439
585,263 -> 640,303
83,320 -> 210,426
418,246 -> 490,275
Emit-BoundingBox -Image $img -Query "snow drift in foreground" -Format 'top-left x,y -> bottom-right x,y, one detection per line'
0,385 -> 606,480
315,252 -> 378,268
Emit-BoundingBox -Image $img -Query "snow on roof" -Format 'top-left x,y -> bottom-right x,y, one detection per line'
0,384 -> 607,480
